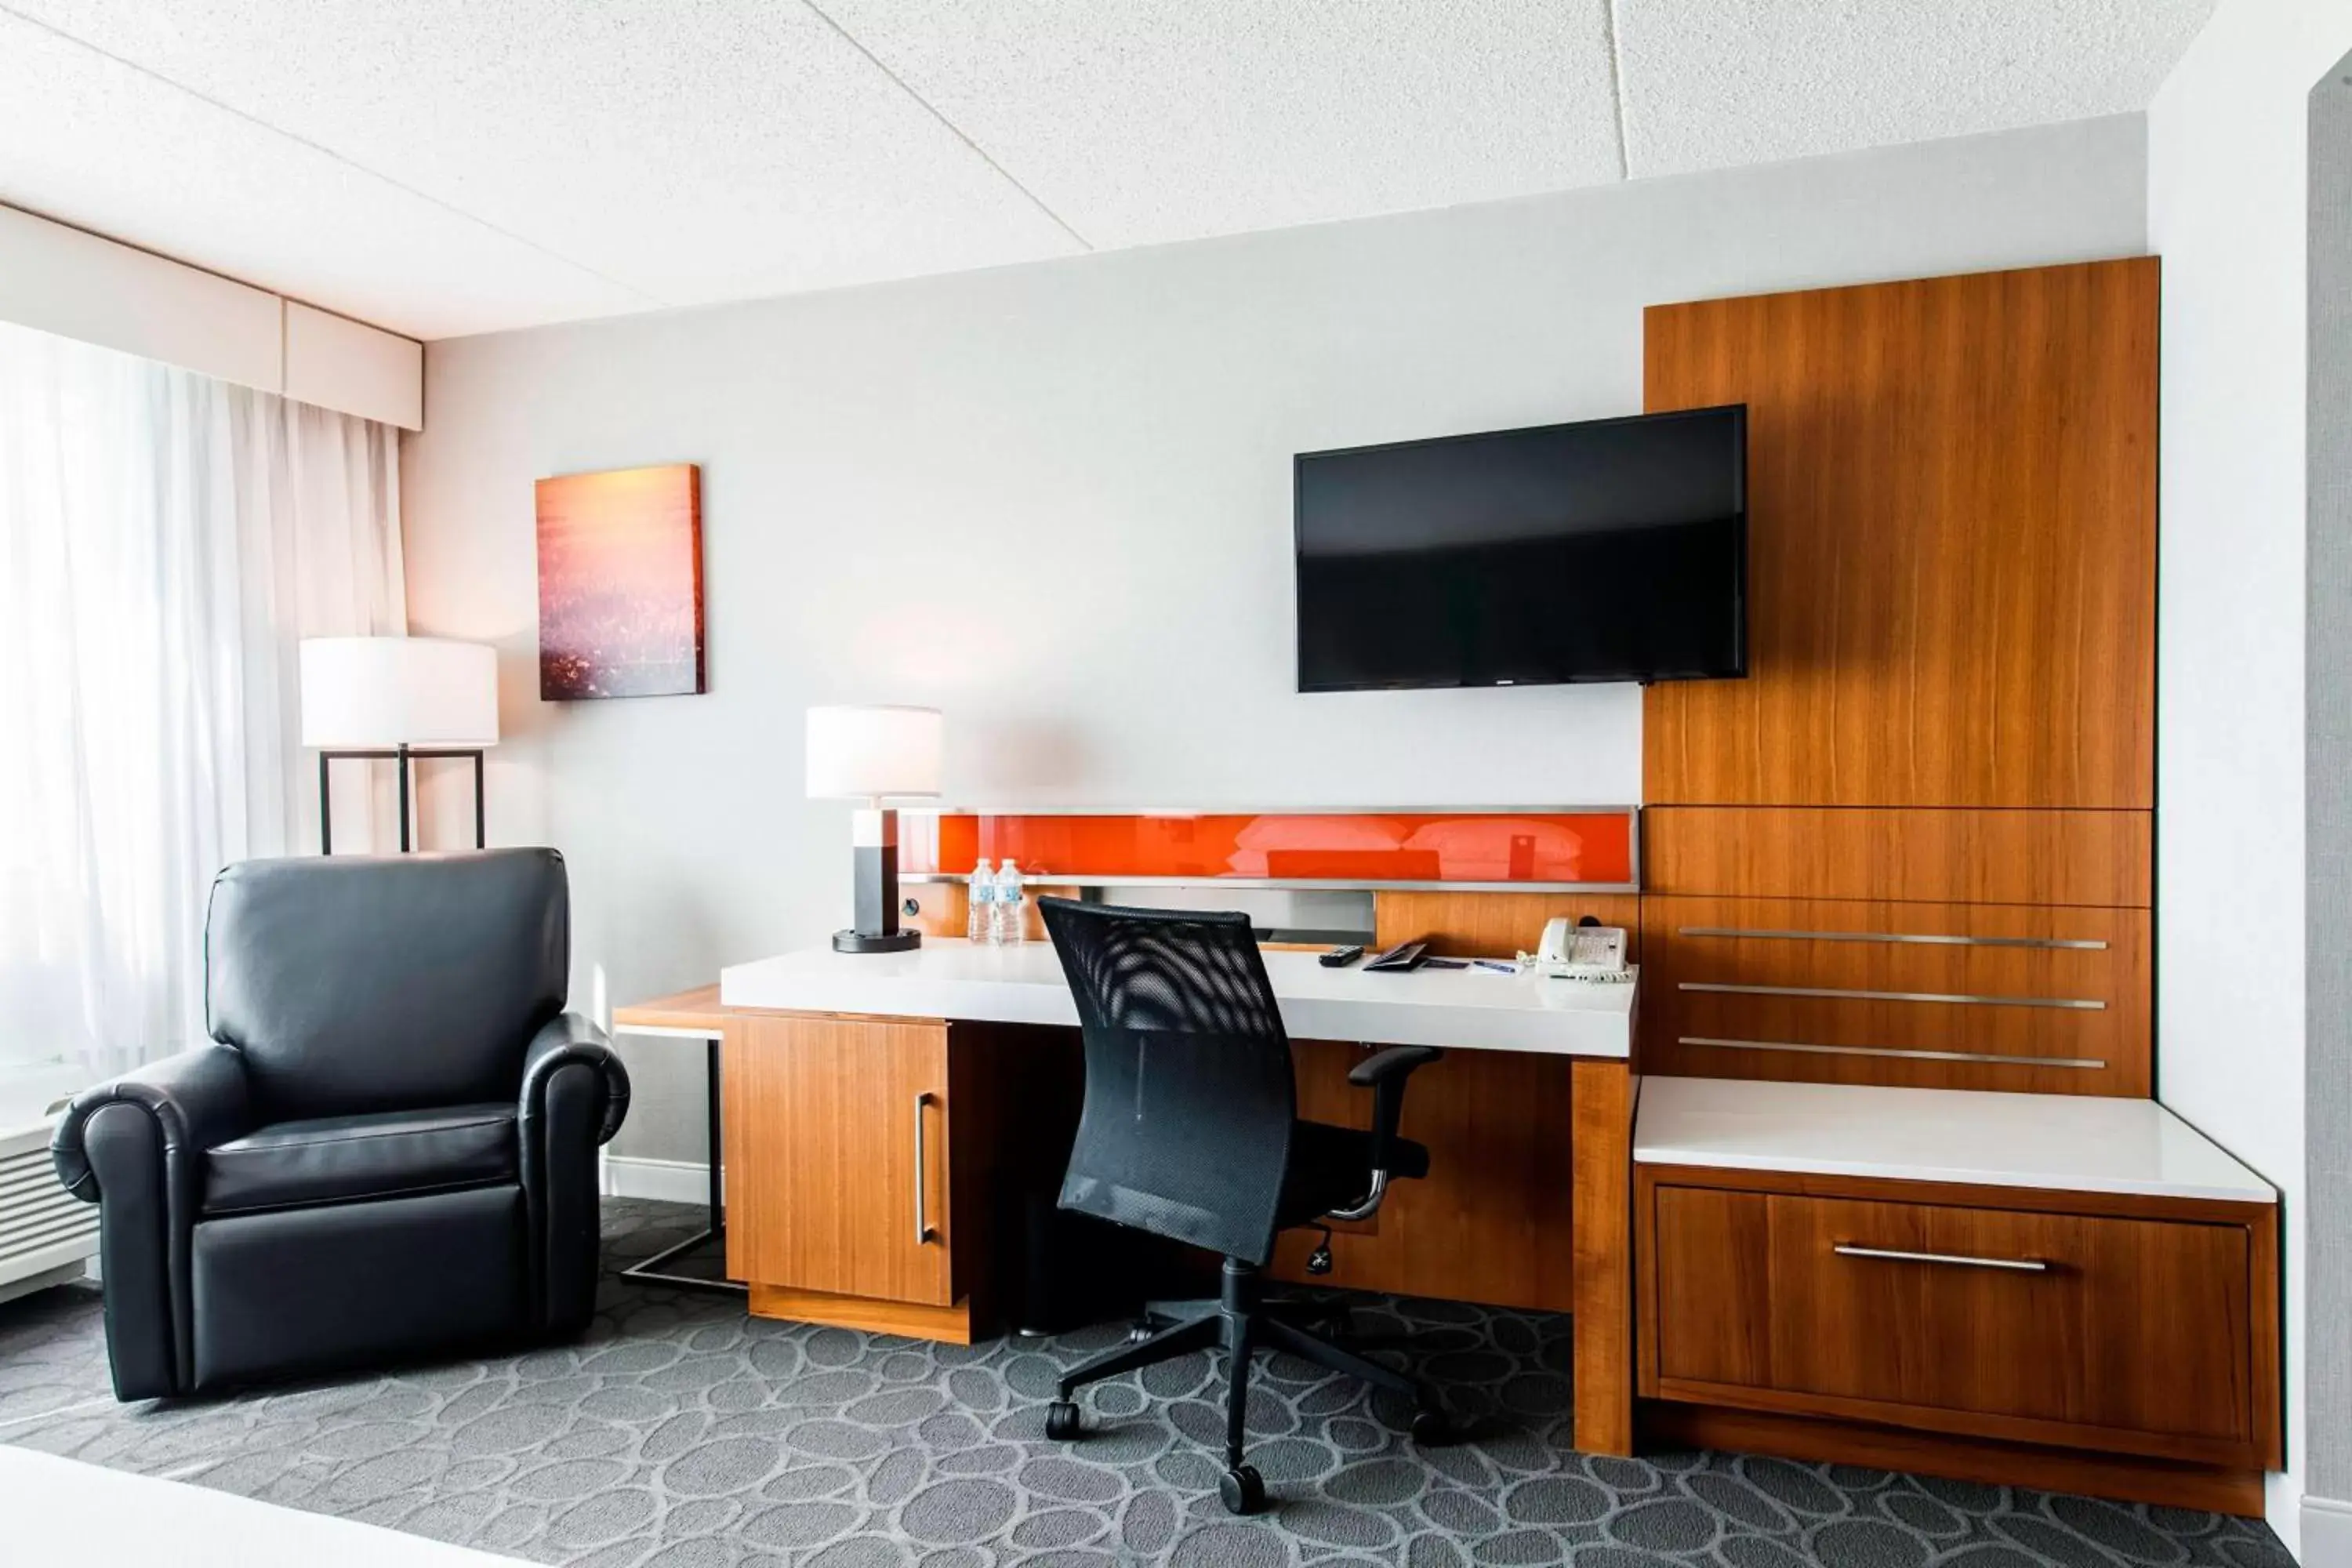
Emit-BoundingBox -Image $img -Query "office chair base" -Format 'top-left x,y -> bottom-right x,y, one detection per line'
1051,1262 -> 1446,1508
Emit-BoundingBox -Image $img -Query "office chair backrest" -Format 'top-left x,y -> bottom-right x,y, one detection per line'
206,849 -> 569,1120
1037,897 -> 1297,1265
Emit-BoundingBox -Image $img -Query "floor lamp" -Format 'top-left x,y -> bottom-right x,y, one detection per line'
301,637 -> 500,854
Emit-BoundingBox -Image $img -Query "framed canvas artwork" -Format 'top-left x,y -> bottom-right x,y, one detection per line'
535,463 -> 705,700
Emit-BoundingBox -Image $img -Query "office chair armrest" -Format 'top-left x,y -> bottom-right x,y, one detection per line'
1346,1044 -> 1443,1090
521,1013 -> 632,1145
1349,1044 -> 1441,1180
51,1044 -> 254,1203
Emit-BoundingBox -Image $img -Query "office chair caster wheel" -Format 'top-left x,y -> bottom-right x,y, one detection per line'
1218,1464 -> 1266,1515
1045,1400 -> 1082,1440
1410,1408 -> 1455,1446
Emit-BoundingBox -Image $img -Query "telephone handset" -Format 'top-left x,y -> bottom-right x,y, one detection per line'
1533,916 -> 1631,982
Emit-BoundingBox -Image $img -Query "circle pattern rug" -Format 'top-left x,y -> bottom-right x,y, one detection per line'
0,1200 -> 2297,1568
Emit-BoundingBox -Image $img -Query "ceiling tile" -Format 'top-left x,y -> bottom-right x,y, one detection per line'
1613,0 -> 2214,178
815,0 -> 1626,249
9,0 -> 1084,319
0,11 -> 648,339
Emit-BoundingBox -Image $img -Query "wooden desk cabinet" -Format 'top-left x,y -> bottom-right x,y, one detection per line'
720,1012 -> 1077,1343
725,1015 -> 954,1314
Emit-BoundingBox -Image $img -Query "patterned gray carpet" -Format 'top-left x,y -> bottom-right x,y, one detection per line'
0,1200 -> 2295,1568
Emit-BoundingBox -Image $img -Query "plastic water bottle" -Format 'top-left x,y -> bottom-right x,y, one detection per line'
993,858 -> 1025,946
966,859 -> 994,944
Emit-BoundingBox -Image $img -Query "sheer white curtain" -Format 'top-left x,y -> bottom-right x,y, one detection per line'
0,320 -> 406,1076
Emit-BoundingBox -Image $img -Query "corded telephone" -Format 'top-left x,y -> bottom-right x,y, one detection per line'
1533,916 -> 1631,982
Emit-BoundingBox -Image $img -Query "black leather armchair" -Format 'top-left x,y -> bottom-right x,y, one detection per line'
52,848 -> 629,1399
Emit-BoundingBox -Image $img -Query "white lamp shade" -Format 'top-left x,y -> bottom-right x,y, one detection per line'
806,705 -> 943,800
300,637 -> 500,748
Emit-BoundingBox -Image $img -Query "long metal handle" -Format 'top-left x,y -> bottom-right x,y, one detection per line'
1834,1243 -> 2047,1273
913,1091 -> 937,1244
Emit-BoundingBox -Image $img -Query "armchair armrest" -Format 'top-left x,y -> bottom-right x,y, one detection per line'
50,1043 -> 252,1399
521,1012 -> 630,1145
519,1012 -> 631,1334
51,1044 -> 253,1203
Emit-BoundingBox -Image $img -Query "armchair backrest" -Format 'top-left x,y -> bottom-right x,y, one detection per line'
205,849 -> 568,1120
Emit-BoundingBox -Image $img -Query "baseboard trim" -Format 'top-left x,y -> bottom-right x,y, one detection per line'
749,1283 -> 975,1345
0,1260 -> 88,1308
1639,1401 -> 2267,1518
602,1155 -> 717,1207
2305,1495 -> 2352,1568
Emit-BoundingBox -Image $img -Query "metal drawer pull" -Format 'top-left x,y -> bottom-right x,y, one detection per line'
1680,1036 -> 2105,1069
1680,981 -> 2104,1010
1834,1243 -> 2048,1272
913,1091 -> 937,1244
1678,927 -> 2107,951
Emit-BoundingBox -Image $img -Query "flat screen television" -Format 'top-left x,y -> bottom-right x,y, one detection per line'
1294,405 -> 1748,691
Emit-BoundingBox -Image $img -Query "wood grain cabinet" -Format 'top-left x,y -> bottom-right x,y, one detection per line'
720,1013 -> 1077,1342
723,1015 -> 960,1333
1637,1167 -> 2283,1479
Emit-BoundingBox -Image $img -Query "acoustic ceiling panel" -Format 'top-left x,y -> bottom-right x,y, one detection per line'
0,0 -> 2220,339
816,0 -> 1627,249
5,0 -> 1083,322
0,9 -> 645,339
1613,0 -> 2216,178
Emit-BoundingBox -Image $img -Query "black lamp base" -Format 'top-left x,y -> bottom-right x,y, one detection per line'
834,928 -> 922,954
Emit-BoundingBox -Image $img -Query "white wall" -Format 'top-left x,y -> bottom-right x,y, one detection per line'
0,201 -> 423,429
2150,0 -> 2352,1554
401,116 -> 2147,1164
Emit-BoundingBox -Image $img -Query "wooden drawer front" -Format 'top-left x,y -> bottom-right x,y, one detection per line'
724,1015 -> 955,1306
1650,1186 -> 2257,1461
1639,898 -> 2149,1095
1642,808 -> 2151,909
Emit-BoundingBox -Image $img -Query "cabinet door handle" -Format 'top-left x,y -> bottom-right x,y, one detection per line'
1833,1243 -> 2047,1273
913,1091 -> 938,1245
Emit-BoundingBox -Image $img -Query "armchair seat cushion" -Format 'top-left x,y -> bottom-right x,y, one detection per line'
1277,1118 -> 1430,1229
202,1103 -> 517,1216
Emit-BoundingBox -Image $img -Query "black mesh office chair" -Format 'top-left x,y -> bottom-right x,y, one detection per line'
1036,896 -> 1449,1514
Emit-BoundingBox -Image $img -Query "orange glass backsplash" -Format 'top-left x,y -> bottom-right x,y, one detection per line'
897,811 -> 1635,887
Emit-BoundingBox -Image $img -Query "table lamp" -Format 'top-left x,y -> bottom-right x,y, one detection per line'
301,637 -> 499,854
807,704 -> 942,953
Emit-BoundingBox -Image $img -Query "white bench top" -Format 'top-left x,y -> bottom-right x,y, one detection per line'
1633,1076 -> 2275,1203
720,938 -> 1635,1058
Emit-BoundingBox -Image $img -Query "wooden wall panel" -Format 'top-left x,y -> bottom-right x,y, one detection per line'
1375,890 -> 1641,960
1640,897 -> 2151,1094
1271,1040 -> 1578,1312
901,882 -> 1077,942
1642,259 -> 2158,810
1644,807 -> 2151,909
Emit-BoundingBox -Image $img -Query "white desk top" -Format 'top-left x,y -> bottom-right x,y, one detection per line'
1633,1076 -> 2275,1203
720,938 -> 1635,1058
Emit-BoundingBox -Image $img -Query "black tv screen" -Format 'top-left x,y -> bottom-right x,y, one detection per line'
1294,405 -> 1748,691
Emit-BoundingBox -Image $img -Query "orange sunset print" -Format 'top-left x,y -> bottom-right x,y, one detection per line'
535,463 -> 706,700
